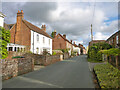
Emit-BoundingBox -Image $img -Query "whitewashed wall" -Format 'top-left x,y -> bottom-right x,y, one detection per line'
0,15 -> 4,27
30,30 -> 52,55
73,46 -> 81,55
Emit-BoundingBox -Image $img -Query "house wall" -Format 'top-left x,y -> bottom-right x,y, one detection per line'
52,34 -> 66,50
10,21 -> 31,47
0,16 -> 4,27
73,46 -> 81,55
106,31 -> 120,48
30,30 -> 52,54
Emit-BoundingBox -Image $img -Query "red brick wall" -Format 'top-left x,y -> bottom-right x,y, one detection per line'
52,34 -> 66,50
10,11 -> 31,49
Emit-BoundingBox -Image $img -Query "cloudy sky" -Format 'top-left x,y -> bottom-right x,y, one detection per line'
2,1 -> 119,48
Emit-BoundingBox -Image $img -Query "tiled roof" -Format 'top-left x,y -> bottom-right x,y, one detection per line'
58,33 -> 72,44
4,23 -> 14,30
22,20 -> 52,39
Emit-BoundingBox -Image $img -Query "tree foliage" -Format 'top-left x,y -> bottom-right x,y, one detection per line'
0,27 -> 10,59
100,48 -> 120,56
88,42 -> 112,61
51,32 -> 55,38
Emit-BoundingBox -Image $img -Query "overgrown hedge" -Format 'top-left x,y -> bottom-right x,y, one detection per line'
88,42 -> 112,62
94,63 -> 120,88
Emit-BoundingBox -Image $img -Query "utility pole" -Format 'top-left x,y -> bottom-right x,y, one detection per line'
91,24 -> 93,41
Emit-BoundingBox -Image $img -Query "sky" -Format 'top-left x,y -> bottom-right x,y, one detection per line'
2,1 -> 119,48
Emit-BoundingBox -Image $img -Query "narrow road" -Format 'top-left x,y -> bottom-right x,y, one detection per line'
3,55 -> 95,88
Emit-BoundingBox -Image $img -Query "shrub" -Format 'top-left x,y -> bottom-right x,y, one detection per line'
52,51 -> 56,55
88,42 -> 112,62
12,56 -> 24,59
94,63 -> 120,88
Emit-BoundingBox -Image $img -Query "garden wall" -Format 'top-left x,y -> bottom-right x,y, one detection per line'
63,53 -> 69,59
1,58 -> 34,80
23,53 -> 64,66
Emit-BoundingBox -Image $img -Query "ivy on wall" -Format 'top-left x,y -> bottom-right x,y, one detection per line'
0,27 -> 10,59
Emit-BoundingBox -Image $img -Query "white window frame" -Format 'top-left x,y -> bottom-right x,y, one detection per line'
37,34 -> 39,42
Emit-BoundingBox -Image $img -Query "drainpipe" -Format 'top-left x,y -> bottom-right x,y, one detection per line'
33,31 -> 34,53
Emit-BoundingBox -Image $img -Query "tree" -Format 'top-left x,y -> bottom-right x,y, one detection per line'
0,27 -> 10,59
88,42 -> 112,61
51,32 -> 55,38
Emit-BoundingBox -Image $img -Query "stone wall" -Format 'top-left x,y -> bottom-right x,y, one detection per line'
23,53 -> 64,66
63,53 -> 69,59
44,55 -> 63,66
1,58 -> 34,80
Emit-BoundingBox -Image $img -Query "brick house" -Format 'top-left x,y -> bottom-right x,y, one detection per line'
106,30 -> 120,69
6,10 -> 52,54
89,40 -> 106,48
106,30 -> 120,48
52,31 -> 74,55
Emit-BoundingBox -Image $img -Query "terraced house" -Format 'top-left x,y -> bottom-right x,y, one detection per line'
6,10 -> 52,54
106,30 -> 120,48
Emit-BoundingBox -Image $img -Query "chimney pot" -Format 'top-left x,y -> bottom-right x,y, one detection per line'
63,34 -> 66,38
18,10 -> 20,13
41,24 -> 46,32
21,10 -> 23,13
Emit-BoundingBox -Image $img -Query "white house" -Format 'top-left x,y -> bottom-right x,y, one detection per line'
30,30 -> 52,54
0,12 -> 5,27
6,10 -> 52,55
73,42 -> 81,55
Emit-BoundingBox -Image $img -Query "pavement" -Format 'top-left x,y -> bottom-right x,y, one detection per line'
2,55 -> 95,88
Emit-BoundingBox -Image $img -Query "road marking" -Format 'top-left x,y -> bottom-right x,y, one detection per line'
88,62 -> 92,72
18,76 -> 63,88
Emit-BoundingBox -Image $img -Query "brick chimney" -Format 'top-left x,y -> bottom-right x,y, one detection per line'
15,10 -> 24,44
70,40 -> 72,43
74,41 -> 75,44
41,24 -> 46,32
63,34 -> 66,38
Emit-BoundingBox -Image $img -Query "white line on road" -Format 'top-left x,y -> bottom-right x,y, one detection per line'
18,76 -> 63,88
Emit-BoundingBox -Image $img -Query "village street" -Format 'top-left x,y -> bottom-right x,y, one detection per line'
2,55 -> 94,88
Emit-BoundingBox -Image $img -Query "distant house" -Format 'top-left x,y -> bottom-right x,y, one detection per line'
6,10 -> 52,54
89,40 -> 105,47
52,31 -> 74,55
0,12 -> 5,27
78,43 -> 86,54
73,42 -> 81,55
106,30 -> 120,48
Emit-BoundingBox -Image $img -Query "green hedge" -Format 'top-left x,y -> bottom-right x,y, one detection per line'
94,63 -> 120,88
88,42 -> 112,62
